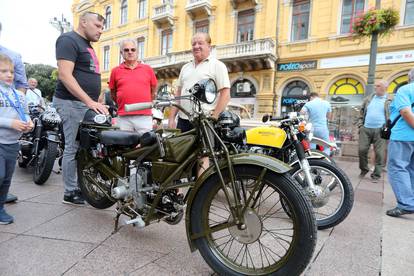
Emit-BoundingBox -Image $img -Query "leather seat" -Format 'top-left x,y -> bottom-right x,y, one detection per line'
100,130 -> 141,146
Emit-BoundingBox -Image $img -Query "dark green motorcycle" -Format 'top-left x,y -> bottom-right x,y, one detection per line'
76,79 -> 317,275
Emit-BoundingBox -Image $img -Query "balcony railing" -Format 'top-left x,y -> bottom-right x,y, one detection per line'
152,2 -> 174,26
185,0 -> 212,18
230,0 -> 258,9
144,38 -> 276,69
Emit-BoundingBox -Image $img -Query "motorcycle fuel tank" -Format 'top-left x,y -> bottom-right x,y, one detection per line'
246,126 -> 287,149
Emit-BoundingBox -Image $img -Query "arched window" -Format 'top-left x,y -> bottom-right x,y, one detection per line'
230,79 -> 256,98
120,0 -> 128,24
328,77 -> 364,104
104,6 -> 111,29
281,80 -> 310,113
387,75 -> 409,94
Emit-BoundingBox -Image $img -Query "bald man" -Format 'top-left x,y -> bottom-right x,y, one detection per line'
358,80 -> 392,181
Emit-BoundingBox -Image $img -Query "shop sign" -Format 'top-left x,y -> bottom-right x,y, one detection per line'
320,50 -> 414,69
281,97 -> 309,106
277,61 -> 317,71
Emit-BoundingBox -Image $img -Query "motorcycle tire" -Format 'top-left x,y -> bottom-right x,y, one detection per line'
191,165 -> 316,276
308,149 -> 336,165
33,142 -> 59,185
77,150 -> 115,209
290,159 -> 354,230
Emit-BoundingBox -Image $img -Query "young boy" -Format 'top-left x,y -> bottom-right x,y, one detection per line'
0,54 -> 33,224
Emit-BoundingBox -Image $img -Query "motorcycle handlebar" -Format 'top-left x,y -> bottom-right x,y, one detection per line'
125,102 -> 153,112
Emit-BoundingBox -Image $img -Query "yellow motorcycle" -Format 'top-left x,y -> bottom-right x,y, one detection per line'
240,114 -> 354,230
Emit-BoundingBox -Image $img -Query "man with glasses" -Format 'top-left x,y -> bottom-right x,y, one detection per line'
53,11 -> 108,206
109,38 -> 157,133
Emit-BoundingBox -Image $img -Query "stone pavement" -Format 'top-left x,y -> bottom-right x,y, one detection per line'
0,160 -> 413,276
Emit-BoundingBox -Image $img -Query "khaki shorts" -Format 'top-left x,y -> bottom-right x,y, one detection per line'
116,115 -> 152,135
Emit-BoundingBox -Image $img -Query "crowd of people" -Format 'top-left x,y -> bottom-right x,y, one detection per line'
0,10 -> 413,225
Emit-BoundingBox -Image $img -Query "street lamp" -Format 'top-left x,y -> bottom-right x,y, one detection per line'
49,14 -> 72,35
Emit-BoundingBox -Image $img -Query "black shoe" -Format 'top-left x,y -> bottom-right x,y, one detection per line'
62,190 -> 85,206
386,207 -> 414,217
5,193 -> 18,203
370,173 -> 381,182
359,170 -> 369,178
331,96 -> 350,103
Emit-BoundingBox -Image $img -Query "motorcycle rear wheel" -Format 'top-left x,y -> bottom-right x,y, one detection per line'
191,165 -> 316,276
33,142 -> 58,185
77,150 -> 115,209
290,159 -> 354,230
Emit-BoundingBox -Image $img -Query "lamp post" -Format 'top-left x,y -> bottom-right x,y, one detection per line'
365,0 -> 381,97
49,14 -> 72,35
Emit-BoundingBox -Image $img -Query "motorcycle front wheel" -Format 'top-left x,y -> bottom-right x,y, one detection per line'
33,142 -> 58,185
191,165 -> 316,276
290,159 -> 354,230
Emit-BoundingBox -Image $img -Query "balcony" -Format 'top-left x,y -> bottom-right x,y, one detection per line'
144,38 -> 276,79
185,0 -> 212,19
152,2 -> 174,27
230,0 -> 258,9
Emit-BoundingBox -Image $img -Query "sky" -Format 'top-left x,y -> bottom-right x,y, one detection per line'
0,0 -> 73,67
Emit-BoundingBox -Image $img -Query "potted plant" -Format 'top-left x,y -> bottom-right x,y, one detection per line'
352,8 -> 399,37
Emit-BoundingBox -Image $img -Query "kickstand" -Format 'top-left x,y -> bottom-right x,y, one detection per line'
112,213 -> 122,234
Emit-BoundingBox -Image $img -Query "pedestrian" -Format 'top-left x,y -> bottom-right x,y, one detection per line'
386,68 -> 414,217
53,11 -> 108,206
109,38 -> 157,134
0,21 -> 29,204
300,92 -> 332,154
168,32 -> 230,174
357,80 -> 392,181
0,54 -> 33,224
26,78 -> 45,107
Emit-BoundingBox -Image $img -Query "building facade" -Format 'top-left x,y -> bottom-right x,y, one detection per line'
71,0 -> 414,144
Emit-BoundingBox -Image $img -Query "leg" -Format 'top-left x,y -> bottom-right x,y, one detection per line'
0,144 -> 19,224
116,116 -> 135,132
387,141 -> 414,211
358,127 -> 371,174
372,128 -> 385,178
130,115 -> 153,135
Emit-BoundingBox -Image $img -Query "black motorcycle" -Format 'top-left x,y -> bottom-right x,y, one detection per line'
18,104 -> 63,185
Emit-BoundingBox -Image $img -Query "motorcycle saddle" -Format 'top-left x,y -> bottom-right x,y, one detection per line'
100,130 -> 141,146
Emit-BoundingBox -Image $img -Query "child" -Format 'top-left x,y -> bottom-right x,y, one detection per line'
0,54 -> 33,224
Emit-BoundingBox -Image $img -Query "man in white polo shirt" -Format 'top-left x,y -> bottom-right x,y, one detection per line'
168,32 -> 230,131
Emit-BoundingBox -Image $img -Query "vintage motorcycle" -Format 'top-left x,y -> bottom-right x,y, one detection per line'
240,114 -> 353,230
76,79 -> 317,275
18,104 -> 63,185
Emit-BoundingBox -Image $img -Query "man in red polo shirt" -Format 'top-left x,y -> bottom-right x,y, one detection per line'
109,38 -> 157,134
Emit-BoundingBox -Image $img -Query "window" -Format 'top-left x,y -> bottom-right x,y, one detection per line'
161,29 -> 173,55
237,9 -> 255,42
405,0 -> 414,25
103,46 -> 110,71
195,19 -> 209,34
138,0 -> 147,19
118,46 -> 123,65
340,0 -> 364,34
104,6 -> 111,30
291,0 -> 310,41
137,37 -> 145,60
120,0 -> 128,24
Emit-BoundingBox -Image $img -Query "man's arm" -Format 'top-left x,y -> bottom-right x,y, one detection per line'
57,60 -> 108,114
400,107 -> 414,129
212,88 -> 230,118
151,86 -> 157,101
167,87 -> 182,128
13,54 -> 28,93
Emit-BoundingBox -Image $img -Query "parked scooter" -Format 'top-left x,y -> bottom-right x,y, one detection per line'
239,113 -> 354,230
76,79 -> 317,275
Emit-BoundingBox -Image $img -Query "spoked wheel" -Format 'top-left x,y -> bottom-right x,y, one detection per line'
33,142 -> 58,185
290,159 -> 354,230
77,150 -> 115,209
191,165 -> 316,276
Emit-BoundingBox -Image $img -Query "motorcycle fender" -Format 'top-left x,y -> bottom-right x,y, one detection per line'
185,153 -> 291,252
310,136 -> 337,149
46,131 -> 60,143
290,154 -> 325,167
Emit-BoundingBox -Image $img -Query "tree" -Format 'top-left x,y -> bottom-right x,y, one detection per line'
25,63 -> 57,101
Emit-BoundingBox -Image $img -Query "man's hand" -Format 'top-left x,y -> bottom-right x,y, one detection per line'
87,101 -> 109,115
11,120 -> 30,132
168,119 -> 176,129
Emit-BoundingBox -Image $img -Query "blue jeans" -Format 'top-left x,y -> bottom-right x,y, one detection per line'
53,97 -> 88,196
0,143 -> 18,210
312,126 -> 330,155
387,141 -> 414,211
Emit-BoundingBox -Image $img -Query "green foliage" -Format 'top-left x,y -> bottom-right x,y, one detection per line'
25,63 -> 57,100
352,8 -> 399,37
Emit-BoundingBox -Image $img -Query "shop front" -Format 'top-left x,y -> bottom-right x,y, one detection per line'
230,78 -> 258,118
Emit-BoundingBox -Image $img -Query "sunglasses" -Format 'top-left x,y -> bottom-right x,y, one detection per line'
123,48 -> 136,52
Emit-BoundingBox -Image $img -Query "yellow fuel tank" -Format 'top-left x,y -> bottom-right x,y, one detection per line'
246,126 -> 287,149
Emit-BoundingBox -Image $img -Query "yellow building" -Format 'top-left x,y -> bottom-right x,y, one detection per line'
71,0 -> 414,144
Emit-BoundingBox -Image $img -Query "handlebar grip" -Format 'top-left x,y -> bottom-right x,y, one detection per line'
124,102 -> 153,112
269,116 -> 288,121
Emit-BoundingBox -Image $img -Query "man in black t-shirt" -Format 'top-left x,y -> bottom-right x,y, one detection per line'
53,11 -> 108,205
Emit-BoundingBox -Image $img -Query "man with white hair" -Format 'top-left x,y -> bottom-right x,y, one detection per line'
26,78 -> 45,107
109,38 -> 157,133
358,80 -> 392,181
386,68 -> 414,217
